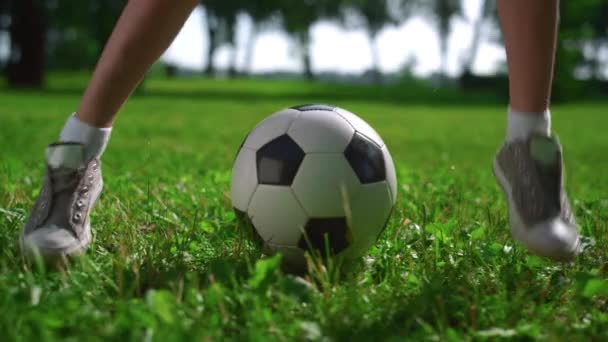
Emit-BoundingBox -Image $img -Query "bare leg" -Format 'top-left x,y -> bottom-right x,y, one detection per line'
498,0 -> 559,113
77,0 -> 198,128
22,0 -> 199,262
494,0 -> 580,261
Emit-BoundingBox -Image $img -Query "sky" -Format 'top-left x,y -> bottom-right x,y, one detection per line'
162,0 -> 507,77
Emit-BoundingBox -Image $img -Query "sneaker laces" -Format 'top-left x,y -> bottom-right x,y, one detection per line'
39,166 -> 86,234
49,166 -> 84,193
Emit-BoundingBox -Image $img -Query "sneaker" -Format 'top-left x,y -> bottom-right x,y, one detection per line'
21,143 -> 103,261
493,135 -> 581,261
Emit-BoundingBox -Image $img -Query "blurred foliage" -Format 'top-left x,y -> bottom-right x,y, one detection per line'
4,0 -> 47,87
0,0 -> 606,95
554,0 -> 608,100
413,0 -> 464,77
203,0 -> 244,76
44,0 -> 126,69
278,0 -> 341,79
339,0 -> 405,81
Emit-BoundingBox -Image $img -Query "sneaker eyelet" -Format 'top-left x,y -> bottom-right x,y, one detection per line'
74,213 -> 82,221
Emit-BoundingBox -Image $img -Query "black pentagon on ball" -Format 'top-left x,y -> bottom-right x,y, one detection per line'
344,132 -> 386,184
298,217 -> 352,255
256,134 -> 305,185
291,104 -> 336,112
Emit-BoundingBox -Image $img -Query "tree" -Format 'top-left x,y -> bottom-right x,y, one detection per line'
279,1 -> 317,79
412,0 -> 463,80
242,0 -> 280,75
202,0 -> 243,77
553,0 -> 608,99
0,0 -> 9,70
46,0 -> 126,70
201,3 -> 218,76
584,2 -> 608,80
341,0 -> 401,83
278,0 -> 340,80
6,0 -> 47,88
462,0 -> 496,76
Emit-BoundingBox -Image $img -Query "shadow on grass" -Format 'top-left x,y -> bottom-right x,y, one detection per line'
117,256 -> 253,296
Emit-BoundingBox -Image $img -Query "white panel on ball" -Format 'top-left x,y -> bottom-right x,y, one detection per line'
334,107 -> 385,148
287,110 -> 355,153
382,146 -> 398,204
230,148 -> 258,211
248,185 -> 309,246
243,109 -> 300,150
292,154 -> 361,217
345,182 -> 393,257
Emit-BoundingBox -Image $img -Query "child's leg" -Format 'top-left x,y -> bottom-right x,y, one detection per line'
497,0 -> 559,142
494,0 -> 581,261
78,0 -> 198,128
499,0 -> 559,114
60,0 -> 198,163
22,0 -> 198,261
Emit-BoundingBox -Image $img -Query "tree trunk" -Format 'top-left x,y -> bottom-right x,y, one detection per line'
7,0 -> 47,88
164,63 -> 178,78
593,41 -> 603,81
368,31 -> 382,84
228,45 -> 238,78
299,31 -> 313,81
226,19 -> 238,78
435,0 -> 451,83
463,0 -> 490,76
205,29 -> 217,76
438,29 -> 448,85
204,9 -> 218,76
0,0 -> 8,72
303,53 -> 313,80
243,24 -> 257,75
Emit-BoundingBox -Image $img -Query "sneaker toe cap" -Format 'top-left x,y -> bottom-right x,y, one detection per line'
517,218 -> 581,261
23,225 -> 84,258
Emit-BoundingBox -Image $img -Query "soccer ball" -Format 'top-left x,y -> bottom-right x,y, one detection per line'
231,104 -> 397,270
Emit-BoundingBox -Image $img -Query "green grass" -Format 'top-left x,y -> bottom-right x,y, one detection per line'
1,76 -> 608,340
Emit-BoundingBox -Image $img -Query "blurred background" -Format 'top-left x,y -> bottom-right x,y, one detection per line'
0,0 -> 606,101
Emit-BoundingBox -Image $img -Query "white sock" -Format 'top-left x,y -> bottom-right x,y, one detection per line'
506,109 -> 551,142
59,113 -> 112,161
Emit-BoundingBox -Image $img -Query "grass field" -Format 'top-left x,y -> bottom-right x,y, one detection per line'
1,76 -> 608,340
